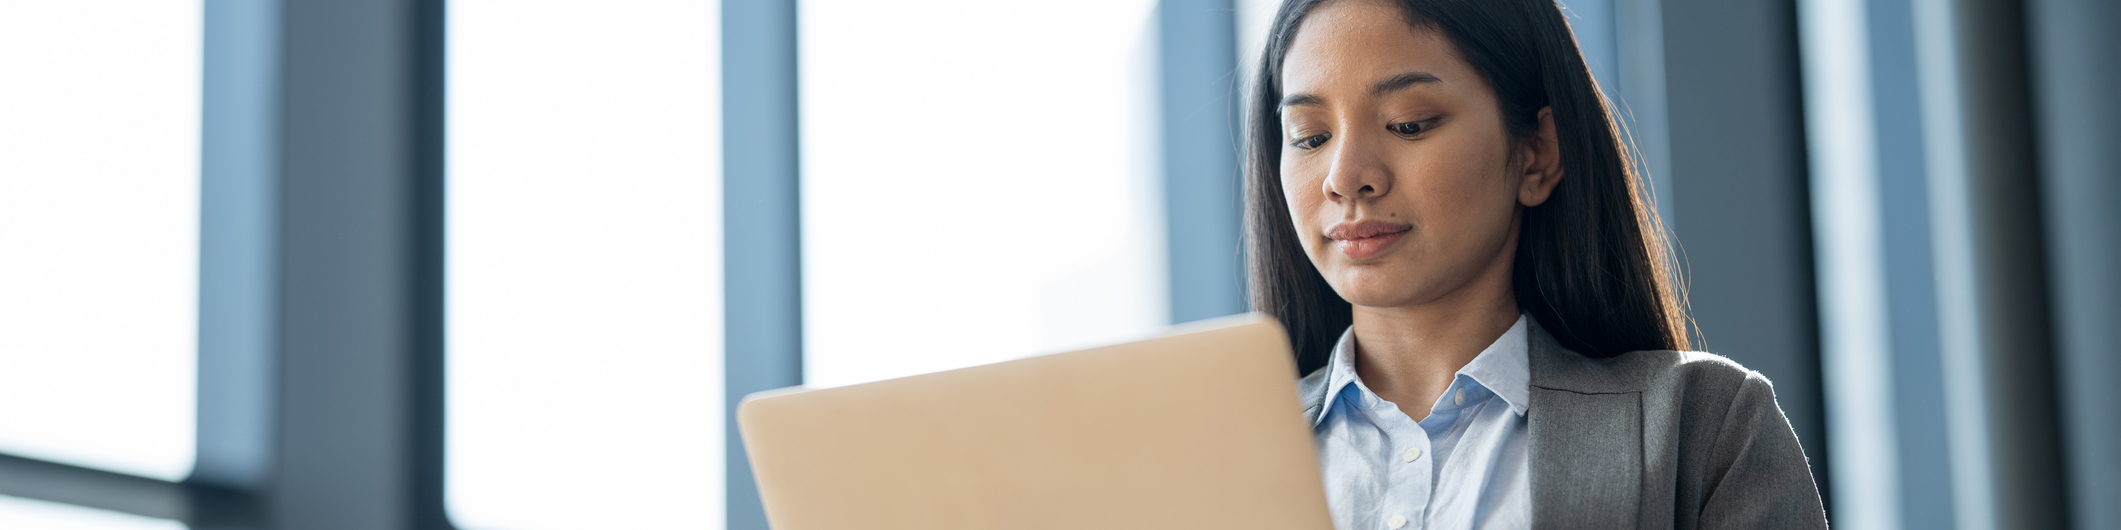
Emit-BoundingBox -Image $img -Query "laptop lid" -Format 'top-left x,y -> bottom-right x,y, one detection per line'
736,313 -> 1332,530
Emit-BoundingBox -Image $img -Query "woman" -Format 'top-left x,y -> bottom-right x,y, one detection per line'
1244,0 -> 1829,527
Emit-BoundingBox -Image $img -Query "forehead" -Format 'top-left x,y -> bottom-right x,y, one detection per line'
1279,0 -> 1476,98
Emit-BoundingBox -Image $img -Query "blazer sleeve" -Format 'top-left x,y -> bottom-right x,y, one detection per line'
1694,372 -> 1829,528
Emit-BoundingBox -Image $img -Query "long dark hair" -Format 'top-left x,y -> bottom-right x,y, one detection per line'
1245,0 -> 1692,375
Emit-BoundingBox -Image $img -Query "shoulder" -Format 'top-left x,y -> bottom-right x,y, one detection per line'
1532,341 -> 1773,403
1531,343 -> 1794,447
1608,352 -> 1823,526
1523,317 -> 1766,400
1525,326 -> 1824,524
1606,349 -> 1772,399
1562,349 -> 1800,469
1537,347 -> 1783,428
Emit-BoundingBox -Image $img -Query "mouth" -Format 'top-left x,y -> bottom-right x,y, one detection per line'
1326,219 -> 1412,260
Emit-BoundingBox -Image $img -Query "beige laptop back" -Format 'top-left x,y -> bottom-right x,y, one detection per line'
736,313 -> 1333,530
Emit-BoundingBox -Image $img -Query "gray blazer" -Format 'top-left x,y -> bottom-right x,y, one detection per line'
1298,318 -> 1829,529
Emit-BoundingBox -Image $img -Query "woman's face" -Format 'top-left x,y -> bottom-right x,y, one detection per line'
1278,0 -> 1559,309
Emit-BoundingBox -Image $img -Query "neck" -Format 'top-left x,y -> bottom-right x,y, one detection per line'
1349,264 -> 1521,421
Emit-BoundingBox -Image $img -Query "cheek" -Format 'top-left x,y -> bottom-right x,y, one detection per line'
1279,159 -> 1327,234
1397,142 -> 1516,227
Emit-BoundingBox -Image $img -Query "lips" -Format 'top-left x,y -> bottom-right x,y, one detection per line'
1326,220 -> 1412,260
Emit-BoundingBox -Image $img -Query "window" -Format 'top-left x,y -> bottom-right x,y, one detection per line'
799,0 -> 1168,388
0,0 -> 201,482
445,1 -> 723,528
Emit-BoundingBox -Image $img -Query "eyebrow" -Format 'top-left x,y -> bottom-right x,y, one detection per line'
1280,93 -> 1325,108
1280,71 -> 1444,109
1371,71 -> 1443,95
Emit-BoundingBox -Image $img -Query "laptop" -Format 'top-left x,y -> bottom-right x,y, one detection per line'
736,313 -> 1334,530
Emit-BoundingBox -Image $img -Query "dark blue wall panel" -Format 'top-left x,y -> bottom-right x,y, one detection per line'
2029,1 -> 2121,528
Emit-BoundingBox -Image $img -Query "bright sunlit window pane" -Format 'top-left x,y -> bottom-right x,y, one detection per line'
446,1 -> 723,529
800,0 -> 1168,388
1236,0 -> 1280,84
0,496 -> 186,530
0,2 -> 201,481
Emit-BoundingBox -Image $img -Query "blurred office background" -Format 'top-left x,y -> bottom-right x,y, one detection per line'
0,0 -> 2112,528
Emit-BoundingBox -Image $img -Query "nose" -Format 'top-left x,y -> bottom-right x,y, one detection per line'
1322,131 -> 1392,202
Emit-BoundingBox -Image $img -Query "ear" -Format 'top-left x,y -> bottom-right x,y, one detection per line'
1517,106 -> 1564,207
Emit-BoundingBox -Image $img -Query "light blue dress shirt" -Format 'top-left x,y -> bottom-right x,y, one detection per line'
1312,315 -> 1531,530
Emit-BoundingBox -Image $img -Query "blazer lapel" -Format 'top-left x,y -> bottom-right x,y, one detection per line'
1526,318 -> 1643,530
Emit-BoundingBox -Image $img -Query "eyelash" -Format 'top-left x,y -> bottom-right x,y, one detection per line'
1288,119 -> 1439,151
1388,119 -> 1436,137
1291,133 -> 1330,150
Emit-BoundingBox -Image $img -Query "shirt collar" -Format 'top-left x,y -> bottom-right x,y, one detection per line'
1458,315 -> 1532,415
1314,327 -> 1362,426
1311,314 -> 1533,427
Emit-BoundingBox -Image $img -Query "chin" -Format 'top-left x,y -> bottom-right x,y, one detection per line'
1325,266 -> 1438,309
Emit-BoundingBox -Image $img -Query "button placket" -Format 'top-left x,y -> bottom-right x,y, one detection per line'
1380,405 -> 1432,530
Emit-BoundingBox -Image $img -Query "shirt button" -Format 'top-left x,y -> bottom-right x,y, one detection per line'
1454,387 -> 1466,406
1403,447 -> 1422,462
1388,515 -> 1408,529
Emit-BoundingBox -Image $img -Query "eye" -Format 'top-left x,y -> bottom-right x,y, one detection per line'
1290,132 -> 1330,150
1387,119 -> 1437,138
